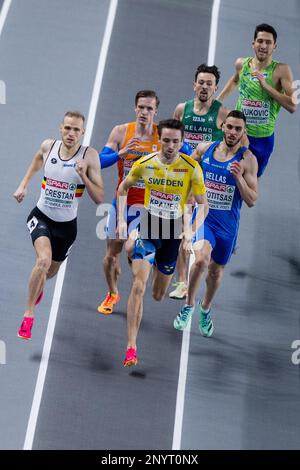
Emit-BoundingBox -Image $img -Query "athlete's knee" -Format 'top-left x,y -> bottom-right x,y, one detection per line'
152,276 -> 170,301
132,277 -> 147,298
193,253 -> 210,272
47,264 -> 60,279
103,253 -> 118,269
46,270 -> 57,280
125,238 -> 135,258
35,254 -> 51,273
207,265 -> 224,282
152,289 -> 165,301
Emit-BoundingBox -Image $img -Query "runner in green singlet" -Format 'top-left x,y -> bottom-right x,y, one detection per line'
174,64 -> 229,149
218,23 -> 297,177
170,64 -> 229,299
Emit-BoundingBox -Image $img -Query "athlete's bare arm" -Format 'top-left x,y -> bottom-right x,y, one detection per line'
193,193 -> 209,227
116,175 -> 139,238
76,147 -> 104,204
217,104 -> 230,128
13,139 -> 54,203
182,192 -> 208,255
191,142 -> 212,162
230,149 -> 258,207
252,63 -> 297,113
105,124 -> 140,159
217,57 -> 244,102
105,124 -> 126,151
173,102 -> 185,121
117,174 -> 138,205
193,193 -> 209,228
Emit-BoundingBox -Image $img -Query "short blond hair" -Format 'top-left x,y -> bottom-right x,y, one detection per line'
64,110 -> 85,123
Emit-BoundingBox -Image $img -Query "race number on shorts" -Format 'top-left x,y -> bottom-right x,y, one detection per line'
27,216 -> 38,234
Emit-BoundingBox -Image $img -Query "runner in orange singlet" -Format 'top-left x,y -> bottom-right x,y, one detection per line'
97,90 -> 160,315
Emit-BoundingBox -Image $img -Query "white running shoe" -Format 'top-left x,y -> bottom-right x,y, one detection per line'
169,281 -> 187,299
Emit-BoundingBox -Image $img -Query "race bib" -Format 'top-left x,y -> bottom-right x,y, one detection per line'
205,180 -> 235,211
27,216 -> 38,234
241,99 -> 270,125
43,178 -> 77,209
184,131 -> 212,149
148,190 -> 182,219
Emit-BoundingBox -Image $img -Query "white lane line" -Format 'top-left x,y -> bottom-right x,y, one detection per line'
172,0 -> 221,451
23,260 -> 67,450
0,0 -> 12,38
84,0 -> 119,145
207,0 -> 221,66
172,256 -> 193,451
23,0 -> 119,450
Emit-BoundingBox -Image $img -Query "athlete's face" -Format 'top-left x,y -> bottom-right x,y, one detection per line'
223,117 -> 246,147
194,72 -> 217,102
60,116 -> 85,149
159,128 -> 183,160
252,31 -> 276,62
135,97 -> 157,126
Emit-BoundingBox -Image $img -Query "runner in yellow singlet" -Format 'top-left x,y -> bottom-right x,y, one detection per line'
117,119 -> 209,367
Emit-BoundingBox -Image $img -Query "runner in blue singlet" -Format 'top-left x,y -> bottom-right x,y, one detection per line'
173,110 -> 258,336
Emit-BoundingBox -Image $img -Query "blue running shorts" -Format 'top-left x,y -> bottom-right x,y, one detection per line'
193,222 -> 238,266
132,238 -> 181,275
248,134 -> 275,177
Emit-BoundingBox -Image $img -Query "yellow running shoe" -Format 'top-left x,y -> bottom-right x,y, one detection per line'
97,292 -> 120,315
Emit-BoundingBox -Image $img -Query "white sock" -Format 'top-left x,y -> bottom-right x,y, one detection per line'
201,303 -> 210,314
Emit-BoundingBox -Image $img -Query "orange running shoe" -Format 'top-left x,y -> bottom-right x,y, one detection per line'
18,316 -> 34,340
123,347 -> 138,367
97,292 -> 120,314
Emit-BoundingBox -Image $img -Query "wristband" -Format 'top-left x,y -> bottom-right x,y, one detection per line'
180,141 -> 193,156
99,146 -> 120,168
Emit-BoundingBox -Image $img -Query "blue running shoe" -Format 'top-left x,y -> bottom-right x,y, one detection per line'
199,302 -> 214,337
173,305 -> 194,331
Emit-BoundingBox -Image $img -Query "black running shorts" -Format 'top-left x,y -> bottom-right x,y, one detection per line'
26,206 -> 77,262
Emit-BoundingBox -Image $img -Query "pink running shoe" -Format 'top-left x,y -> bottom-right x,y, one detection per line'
18,316 -> 34,340
123,347 -> 138,367
35,290 -> 44,306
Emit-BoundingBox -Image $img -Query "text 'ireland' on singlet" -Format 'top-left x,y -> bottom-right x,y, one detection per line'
182,99 -> 224,149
